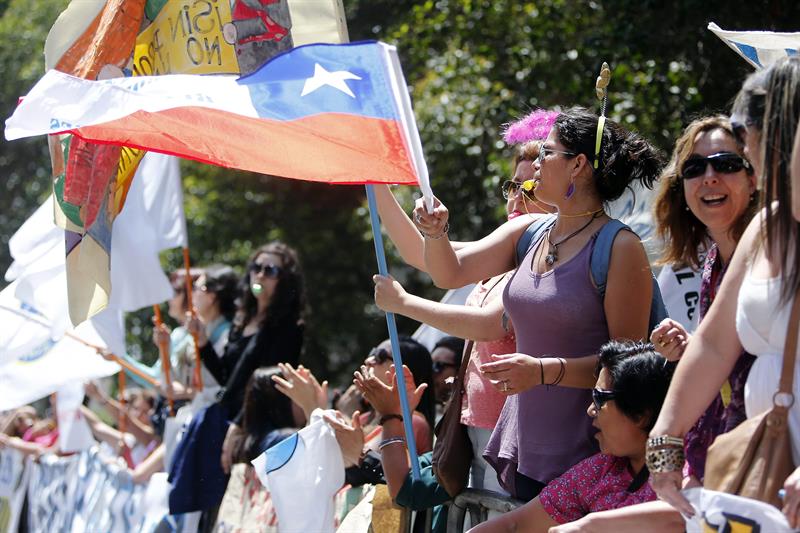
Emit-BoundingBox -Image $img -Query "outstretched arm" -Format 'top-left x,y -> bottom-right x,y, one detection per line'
649,215 -> 762,515
374,275 -> 506,341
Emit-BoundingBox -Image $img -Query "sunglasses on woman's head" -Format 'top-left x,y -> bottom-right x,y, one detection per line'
367,347 -> 392,365
592,388 -> 616,411
680,152 -> 752,180
249,263 -> 282,278
501,180 -> 537,200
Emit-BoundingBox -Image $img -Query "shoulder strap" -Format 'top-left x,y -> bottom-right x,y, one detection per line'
515,214 -> 557,267
777,289 -> 800,397
591,220 -> 669,332
590,219 -> 627,296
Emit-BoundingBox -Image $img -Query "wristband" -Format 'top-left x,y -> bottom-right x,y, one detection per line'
378,414 -> 403,425
420,222 -> 450,240
378,436 -> 406,450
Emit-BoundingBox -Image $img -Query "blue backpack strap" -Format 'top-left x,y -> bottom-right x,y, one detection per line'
515,214 -> 557,267
591,220 -> 669,332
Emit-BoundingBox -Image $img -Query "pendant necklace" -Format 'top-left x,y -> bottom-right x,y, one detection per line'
545,211 -> 602,266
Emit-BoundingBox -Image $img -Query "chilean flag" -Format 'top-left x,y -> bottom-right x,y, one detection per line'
5,41 -> 430,189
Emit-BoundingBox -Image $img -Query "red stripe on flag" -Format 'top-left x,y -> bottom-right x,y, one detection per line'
73,109 -> 419,185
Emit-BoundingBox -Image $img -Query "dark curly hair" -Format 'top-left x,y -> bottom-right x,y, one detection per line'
234,241 -> 307,332
554,107 -> 664,203
596,340 -> 675,431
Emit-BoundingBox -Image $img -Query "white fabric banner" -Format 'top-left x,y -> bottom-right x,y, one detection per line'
656,262 -> 704,334
0,449 -> 29,533
683,487 -> 793,532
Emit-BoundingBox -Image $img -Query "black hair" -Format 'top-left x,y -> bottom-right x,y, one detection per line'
202,264 -> 239,322
554,107 -> 664,202
596,340 -> 675,431
432,336 -> 465,370
235,241 -> 307,332
396,335 -> 436,431
234,366 -> 299,463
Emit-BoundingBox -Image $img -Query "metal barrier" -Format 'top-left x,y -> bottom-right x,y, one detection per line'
445,489 -> 524,532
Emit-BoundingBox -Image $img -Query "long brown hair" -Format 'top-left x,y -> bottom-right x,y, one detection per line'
654,116 -> 757,269
760,56 -> 800,303
234,241 -> 306,332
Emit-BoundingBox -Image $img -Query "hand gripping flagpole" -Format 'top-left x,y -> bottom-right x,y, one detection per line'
365,184 -> 421,481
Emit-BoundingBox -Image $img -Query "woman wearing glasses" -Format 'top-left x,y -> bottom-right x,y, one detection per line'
413,108 -> 662,500
373,140 -> 554,493
191,241 -> 306,474
648,57 -> 800,526
649,115 -> 757,484
464,341 -> 675,532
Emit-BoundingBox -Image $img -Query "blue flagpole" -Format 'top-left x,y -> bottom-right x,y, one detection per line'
365,184 -> 421,480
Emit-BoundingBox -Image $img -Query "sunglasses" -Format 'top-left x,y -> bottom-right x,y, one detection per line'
249,263 -> 282,278
432,361 -> 457,374
367,347 -> 392,365
537,145 -> 577,164
680,152 -> 752,180
592,388 -> 616,412
501,179 -> 537,200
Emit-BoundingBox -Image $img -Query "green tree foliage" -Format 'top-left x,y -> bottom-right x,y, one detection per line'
2,0 -> 800,385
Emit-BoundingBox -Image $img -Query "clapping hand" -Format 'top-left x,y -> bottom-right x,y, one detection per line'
353,364 -> 426,418
272,363 -> 328,422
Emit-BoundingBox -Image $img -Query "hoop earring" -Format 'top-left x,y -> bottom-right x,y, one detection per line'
564,181 -> 575,200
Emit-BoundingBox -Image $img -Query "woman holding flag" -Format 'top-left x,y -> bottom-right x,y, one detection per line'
413,107 -> 663,500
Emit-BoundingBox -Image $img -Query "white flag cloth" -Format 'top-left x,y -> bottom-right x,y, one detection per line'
251,410 -> 344,533
708,22 -> 800,70
1,152 -> 186,378
0,280 -> 56,367
683,487 -> 792,532
57,381 -> 96,453
0,313 -> 121,411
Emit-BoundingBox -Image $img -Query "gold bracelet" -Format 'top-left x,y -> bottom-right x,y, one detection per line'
645,446 -> 685,473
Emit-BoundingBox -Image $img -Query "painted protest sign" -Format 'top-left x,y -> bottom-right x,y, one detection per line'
133,0 -> 239,76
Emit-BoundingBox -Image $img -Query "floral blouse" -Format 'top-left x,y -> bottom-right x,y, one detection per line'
683,243 -> 756,480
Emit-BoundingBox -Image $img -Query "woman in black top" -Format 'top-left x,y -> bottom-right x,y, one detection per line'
190,241 -> 306,473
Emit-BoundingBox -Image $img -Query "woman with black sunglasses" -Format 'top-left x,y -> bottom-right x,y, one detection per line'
649,116 -> 758,484
180,242 -> 306,480
468,341 -> 675,532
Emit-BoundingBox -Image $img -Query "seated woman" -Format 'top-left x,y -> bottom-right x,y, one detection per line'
468,341 -> 674,532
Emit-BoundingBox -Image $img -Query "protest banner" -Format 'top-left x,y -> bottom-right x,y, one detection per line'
0,450 -> 28,533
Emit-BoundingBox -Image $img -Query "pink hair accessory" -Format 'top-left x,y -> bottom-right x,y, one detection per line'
502,109 -> 559,144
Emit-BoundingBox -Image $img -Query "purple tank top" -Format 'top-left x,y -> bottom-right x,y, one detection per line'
483,229 -> 608,495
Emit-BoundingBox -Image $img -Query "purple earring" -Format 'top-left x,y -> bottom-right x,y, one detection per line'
564,181 -> 575,199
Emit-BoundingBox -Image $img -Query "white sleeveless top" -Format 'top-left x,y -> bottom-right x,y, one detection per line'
737,272 -> 800,462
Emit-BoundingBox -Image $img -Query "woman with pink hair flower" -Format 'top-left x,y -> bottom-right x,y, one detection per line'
372,110 -> 556,494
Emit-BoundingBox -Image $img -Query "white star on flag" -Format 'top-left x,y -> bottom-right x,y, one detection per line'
300,63 -> 362,98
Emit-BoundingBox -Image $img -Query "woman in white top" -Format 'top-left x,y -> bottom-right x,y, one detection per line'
647,56 -> 800,526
